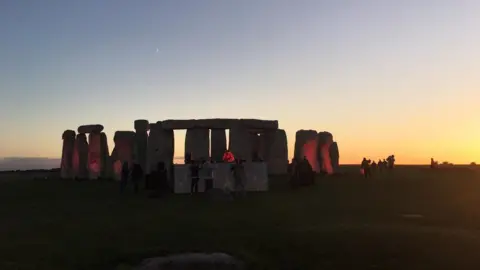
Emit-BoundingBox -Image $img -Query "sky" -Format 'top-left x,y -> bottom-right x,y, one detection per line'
0,0 -> 479,165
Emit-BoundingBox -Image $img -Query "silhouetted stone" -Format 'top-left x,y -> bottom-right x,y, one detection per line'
100,132 -> 110,178
266,129 -> 288,174
229,124 -> 252,161
77,124 -> 104,134
317,132 -> 334,174
294,130 -> 317,160
185,128 -> 209,161
134,119 -> 149,172
211,129 -> 227,162
329,141 -> 339,173
60,130 -> 76,179
87,132 -> 102,180
73,133 -> 88,179
147,123 -> 174,174
111,131 -> 135,180
159,118 -> 277,130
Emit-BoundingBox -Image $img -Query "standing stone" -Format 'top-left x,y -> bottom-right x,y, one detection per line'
185,128 -> 209,161
147,123 -> 174,174
73,133 -> 88,179
317,132 -> 334,174
302,139 -> 320,172
250,132 -> 261,160
329,142 -> 340,173
229,125 -> 252,161
111,131 -> 135,180
100,132 -> 110,178
294,130 -> 318,161
88,132 -> 102,180
60,130 -> 76,179
265,129 -> 288,174
258,132 -> 272,162
210,129 -> 226,162
134,119 -> 149,172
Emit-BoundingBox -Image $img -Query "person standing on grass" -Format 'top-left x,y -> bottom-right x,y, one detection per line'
231,159 -> 246,196
190,160 -> 200,194
361,158 -> 371,178
202,159 -> 214,192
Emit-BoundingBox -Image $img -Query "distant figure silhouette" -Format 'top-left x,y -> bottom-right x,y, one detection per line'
190,160 -> 200,194
387,155 -> 395,170
361,158 -> 371,178
430,158 -> 438,169
231,159 -> 246,196
371,161 -> 377,173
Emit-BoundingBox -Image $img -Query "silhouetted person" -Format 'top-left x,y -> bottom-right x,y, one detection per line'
231,159 -> 246,196
131,163 -> 143,193
202,160 -> 214,192
152,161 -> 169,197
190,161 -> 200,194
301,156 -> 314,185
361,158 -> 371,178
378,159 -> 384,172
387,155 -> 395,170
371,161 -> 377,174
120,161 -> 130,193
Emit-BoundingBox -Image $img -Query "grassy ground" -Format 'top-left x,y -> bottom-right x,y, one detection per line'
1,166 -> 480,270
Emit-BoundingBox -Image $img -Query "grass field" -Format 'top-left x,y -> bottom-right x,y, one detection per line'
1,166 -> 480,270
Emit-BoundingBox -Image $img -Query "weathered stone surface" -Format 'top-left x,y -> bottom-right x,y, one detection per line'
60,130 -> 76,179
111,131 -> 135,180
294,130 -> 317,160
303,139 -> 320,172
250,132 -> 261,160
147,124 -> 174,174
77,124 -> 104,134
317,131 -> 334,174
158,118 -> 278,130
73,133 -> 88,179
134,120 -> 149,172
134,119 -> 149,131
265,129 -> 288,174
100,132 -> 110,178
258,132 -> 272,162
229,125 -> 252,161
88,133 -> 102,180
210,129 -> 226,162
185,128 -> 209,161
133,253 -> 245,270
330,141 -> 340,173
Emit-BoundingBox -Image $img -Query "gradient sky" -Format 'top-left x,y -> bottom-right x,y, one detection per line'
1,0 -> 479,164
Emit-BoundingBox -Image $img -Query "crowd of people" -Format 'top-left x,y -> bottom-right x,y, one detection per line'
119,149 -> 248,196
360,155 -> 395,178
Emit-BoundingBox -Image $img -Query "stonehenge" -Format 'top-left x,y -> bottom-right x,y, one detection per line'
61,118 -> 340,181
64,125 -> 110,180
